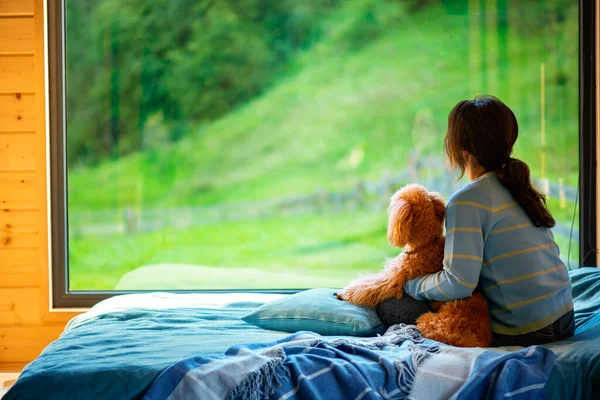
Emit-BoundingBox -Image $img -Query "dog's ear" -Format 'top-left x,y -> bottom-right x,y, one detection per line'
388,197 -> 413,248
429,192 -> 445,222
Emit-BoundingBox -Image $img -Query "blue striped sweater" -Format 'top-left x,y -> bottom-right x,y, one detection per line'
404,173 -> 573,335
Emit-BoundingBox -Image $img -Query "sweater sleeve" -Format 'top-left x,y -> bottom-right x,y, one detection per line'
404,200 -> 485,301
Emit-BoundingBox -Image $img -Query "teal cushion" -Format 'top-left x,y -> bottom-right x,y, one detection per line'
242,288 -> 386,337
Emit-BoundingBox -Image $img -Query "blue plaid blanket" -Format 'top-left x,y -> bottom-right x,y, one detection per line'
142,325 -> 555,400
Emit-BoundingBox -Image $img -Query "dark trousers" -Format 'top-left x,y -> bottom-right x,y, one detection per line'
375,294 -> 433,327
376,296 -> 575,347
491,309 -> 575,347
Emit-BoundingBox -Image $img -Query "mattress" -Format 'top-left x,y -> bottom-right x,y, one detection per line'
5,268 -> 600,400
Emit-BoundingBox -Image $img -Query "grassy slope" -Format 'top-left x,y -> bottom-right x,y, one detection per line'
67,6 -> 580,289
69,7 -> 578,211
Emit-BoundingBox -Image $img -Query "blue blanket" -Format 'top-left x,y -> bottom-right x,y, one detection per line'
142,325 -> 556,400
5,268 -> 600,400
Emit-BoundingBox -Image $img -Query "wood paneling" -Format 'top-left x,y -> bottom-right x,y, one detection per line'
0,209 -> 39,248
0,17 -> 34,53
0,0 -> 34,15
0,172 -> 37,210
0,94 -> 35,132
0,133 -> 36,170
0,325 -> 66,364
0,247 -> 38,287
0,55 -> 34,93
0,288 -> 40,324
0,0 -> 82,371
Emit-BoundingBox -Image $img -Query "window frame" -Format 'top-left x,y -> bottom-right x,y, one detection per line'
49,0 -> 598,308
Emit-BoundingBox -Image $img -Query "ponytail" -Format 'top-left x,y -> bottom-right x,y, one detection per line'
494,158 -> 555,228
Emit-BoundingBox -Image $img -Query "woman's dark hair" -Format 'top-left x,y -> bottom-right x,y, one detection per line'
444,95 -> 555,228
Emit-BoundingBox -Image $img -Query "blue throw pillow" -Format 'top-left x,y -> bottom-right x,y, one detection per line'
242,288 -> 386,336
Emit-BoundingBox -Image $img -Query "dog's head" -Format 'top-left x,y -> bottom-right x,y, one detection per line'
387,184 -> 445,248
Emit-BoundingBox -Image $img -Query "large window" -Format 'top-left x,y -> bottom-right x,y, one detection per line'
50,0 -> 597,306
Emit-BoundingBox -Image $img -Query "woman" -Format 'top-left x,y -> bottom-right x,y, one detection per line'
377,95 -> 575,347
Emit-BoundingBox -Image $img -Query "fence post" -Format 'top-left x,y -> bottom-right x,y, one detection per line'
559,178 -> 566,209
354,181 -> 365,207
124,207 -> 137,234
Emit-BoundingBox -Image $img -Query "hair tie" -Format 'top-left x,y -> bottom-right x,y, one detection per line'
501,157 -> 513,169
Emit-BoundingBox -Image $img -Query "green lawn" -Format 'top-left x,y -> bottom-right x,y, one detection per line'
70,209 -> 392,290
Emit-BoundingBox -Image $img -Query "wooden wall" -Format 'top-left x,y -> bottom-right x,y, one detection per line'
0,0 -> 80,371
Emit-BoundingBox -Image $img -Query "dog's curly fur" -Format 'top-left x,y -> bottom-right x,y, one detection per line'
336,184 -> 492,348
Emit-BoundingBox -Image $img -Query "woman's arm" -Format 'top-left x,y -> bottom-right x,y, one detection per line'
404,199 -> 485,301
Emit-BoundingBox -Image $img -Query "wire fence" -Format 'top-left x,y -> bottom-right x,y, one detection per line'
69,158 -> 579,245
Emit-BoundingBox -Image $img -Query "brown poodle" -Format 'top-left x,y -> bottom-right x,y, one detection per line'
336,184 -> 492,348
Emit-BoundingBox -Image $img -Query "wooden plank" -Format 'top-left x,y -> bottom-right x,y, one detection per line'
41,310 -> 84,323
0,246 -> 37,267
0,133 -> 36,170
0,324 -> 66,363
0,270 -> 38,287
0,13 -> 33,20
0,55 -> 34,93
0,209 -> 39,248
0,247 -> 38,287
0,94 -> 35,132
0,288 -> 40,324
0,0 -> 34,15
0,172 -> 37,210
0,362 -> 27,372
0,17 -> 33,53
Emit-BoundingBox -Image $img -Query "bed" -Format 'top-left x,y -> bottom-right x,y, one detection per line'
5,267 -> 600,400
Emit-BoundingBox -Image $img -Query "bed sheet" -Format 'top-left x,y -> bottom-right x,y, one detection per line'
5,293 -> 291,400
5,268 -> 600,400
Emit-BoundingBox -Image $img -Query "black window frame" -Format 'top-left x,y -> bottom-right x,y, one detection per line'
49,0 -> 598,308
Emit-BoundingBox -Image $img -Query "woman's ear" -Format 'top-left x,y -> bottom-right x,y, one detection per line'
462,149 -> 471,162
